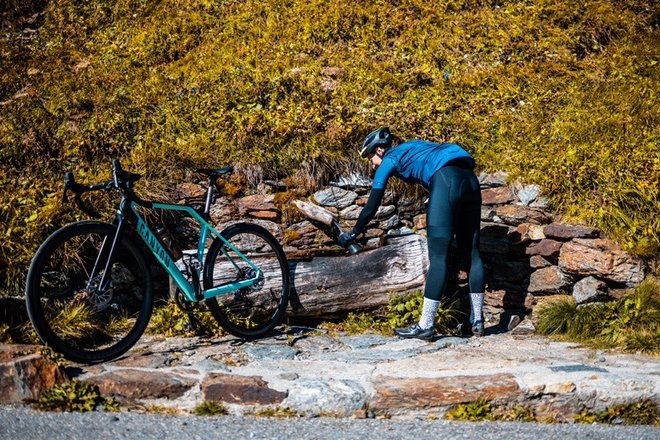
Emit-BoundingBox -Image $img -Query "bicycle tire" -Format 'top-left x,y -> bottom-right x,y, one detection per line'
204,223 -> 290,339
25,221 -> 153,363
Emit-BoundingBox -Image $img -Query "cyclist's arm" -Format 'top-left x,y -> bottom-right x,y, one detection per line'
352,188 -> 385,234
352,159 -> 393,234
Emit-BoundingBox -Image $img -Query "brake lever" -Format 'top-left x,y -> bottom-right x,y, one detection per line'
62,171 -> 102,218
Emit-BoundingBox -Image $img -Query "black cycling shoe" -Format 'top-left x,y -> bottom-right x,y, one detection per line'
393,323 -> 434,340
471,320 -> 484,337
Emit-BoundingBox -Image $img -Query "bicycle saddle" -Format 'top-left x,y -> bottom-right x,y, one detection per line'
194,167 -> 233,177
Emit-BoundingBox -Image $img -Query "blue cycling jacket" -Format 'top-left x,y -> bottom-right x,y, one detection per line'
372,140 -> 473,190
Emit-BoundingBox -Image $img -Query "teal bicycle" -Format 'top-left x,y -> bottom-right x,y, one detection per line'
25,160 -> 290,363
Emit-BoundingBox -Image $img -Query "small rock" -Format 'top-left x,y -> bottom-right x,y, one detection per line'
506,314 -> 522,331
194,358 -> 231,371
243,345 -> 300,361
284,379 -> 366,417
525,239 -> 563,257
86,369 -> 196,401
517,184 -> 541,206
510,223 -> 545,243
339,205 -> 362,220
478,171 -> 509,187
292,335 -> 345,352
436,337 -> 468,347
0,345 -> 67,404
339,334 -> 391,350
278,372 -> 299,381
379,214 -> 400,230
528,266 -> 573,293
237,194 -> 277,214
572,276 -> 609,305
313,187 -> 358,209
529,255 -> 552,269
544,223 -> 600,240
329,173 -> 372,188
495,205 -> 552,226
340,204 -> 395,221
202,373 -> 287,404
529,196 -> 550,209
481,206 -> 497,221
386,226 -> 415,236
544,381 -> 576,394
413,213 -> 427,229
481,187 -> 517,205
510,319 -> 536,335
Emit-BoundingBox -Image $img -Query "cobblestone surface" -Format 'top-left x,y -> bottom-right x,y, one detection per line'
2,328 -> 658,419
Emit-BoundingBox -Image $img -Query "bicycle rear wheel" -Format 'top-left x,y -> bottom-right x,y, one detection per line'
25,221 -> 153,363
204,223 -> 290,339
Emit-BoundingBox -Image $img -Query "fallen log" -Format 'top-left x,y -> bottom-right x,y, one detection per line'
293,200 -> 337,226
287,234 -> 429,319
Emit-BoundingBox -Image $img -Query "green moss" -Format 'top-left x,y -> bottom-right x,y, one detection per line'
447,399 -> 659,425
191,400 -> 228,416
252,407 -> 299,418
36,380 -> 119,412
445,399 -> 494,421
575,400 -> 659,426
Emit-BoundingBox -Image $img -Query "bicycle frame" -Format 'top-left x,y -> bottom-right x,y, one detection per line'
127,200 -> 261,302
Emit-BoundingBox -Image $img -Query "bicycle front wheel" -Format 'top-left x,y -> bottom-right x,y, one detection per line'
25,221 -> 153,363
204,223 -> 290,339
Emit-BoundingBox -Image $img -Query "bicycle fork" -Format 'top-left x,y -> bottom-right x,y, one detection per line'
87,214 -> 126,296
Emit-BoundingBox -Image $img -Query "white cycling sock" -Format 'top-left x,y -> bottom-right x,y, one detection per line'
418,298 -> 440,330
469,293 -> 484,325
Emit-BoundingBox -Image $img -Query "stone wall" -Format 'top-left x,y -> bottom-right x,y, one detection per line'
178,171 -> 647,327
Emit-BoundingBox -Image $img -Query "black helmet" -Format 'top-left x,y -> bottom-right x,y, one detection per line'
359,127 -> 392,158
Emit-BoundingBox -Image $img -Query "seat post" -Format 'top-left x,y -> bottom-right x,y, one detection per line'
204,174 -> 216,215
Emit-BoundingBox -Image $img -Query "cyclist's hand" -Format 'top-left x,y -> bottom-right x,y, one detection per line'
338,229 -> 357,249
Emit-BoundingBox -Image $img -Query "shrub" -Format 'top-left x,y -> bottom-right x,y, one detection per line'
36,380 -> 118,412
320,289 -> 461,335
536,278 -> 660,354
147,300 -> 225,338
191,400 -> 227,416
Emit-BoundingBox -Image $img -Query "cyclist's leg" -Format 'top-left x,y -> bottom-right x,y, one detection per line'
455,169 -> 485,334
419,168 -> 459,329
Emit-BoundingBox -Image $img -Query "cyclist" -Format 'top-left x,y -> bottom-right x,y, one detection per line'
339,127 -> 485,339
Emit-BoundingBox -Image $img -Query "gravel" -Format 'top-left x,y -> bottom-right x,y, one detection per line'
1,406 -> 658,440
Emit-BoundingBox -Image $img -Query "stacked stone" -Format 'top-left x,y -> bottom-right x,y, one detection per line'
179,171 -> 646,326
474,172 -> 645,326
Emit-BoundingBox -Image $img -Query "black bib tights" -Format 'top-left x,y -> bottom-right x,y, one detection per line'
424,165 -> 484,301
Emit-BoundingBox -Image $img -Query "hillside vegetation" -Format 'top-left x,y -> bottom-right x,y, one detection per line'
1,0 -> 658,296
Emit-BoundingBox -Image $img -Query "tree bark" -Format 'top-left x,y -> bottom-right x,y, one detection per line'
287,234 -> 429,318
293,200 -> 336,226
